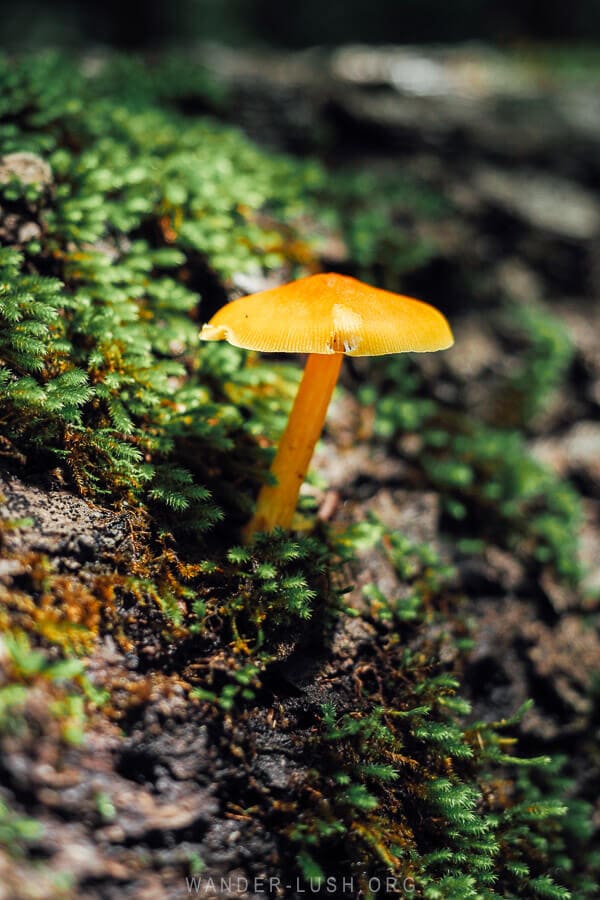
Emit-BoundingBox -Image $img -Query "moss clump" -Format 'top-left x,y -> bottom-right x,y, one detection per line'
358,354 -> 582,583
275,523 -> 596,898
501,303 -> 574,428
319,168 -> 446,282
0,51 -> 325,527
0,630 -> 103,747
0,794 -> 42,859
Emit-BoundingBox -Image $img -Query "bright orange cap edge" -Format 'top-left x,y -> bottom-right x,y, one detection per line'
199,272 -> 454,357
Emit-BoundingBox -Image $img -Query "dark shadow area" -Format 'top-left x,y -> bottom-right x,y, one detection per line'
2,0 -> 600,51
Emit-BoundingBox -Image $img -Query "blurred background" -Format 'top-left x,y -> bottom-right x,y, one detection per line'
3,0 -> 600,49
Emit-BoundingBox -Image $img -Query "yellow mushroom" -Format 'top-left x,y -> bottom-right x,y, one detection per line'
200,272 -> 454,539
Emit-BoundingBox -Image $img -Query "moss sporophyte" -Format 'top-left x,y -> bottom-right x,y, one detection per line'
200,273 -> 453,538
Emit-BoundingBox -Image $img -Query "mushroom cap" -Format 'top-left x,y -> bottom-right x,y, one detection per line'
200,272 -> 453,357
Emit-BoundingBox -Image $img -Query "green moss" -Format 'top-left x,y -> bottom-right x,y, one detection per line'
280,521 -> 597,898
502,303 -> 574,427
320,168 -> 446,284
0,52 -> 323,525
0,631 -> 103,746
0,795 -> 43,858
361,354 -> 582,583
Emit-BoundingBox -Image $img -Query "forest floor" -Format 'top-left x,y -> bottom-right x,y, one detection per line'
0,45 -> 599,899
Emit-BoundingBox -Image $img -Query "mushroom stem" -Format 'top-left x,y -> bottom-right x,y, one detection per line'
243,352 -> 343,540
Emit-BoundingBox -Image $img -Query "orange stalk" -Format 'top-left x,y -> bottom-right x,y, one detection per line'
243,352 -> 343,539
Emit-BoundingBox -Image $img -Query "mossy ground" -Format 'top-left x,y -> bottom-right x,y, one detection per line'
0,51 -> 599,899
